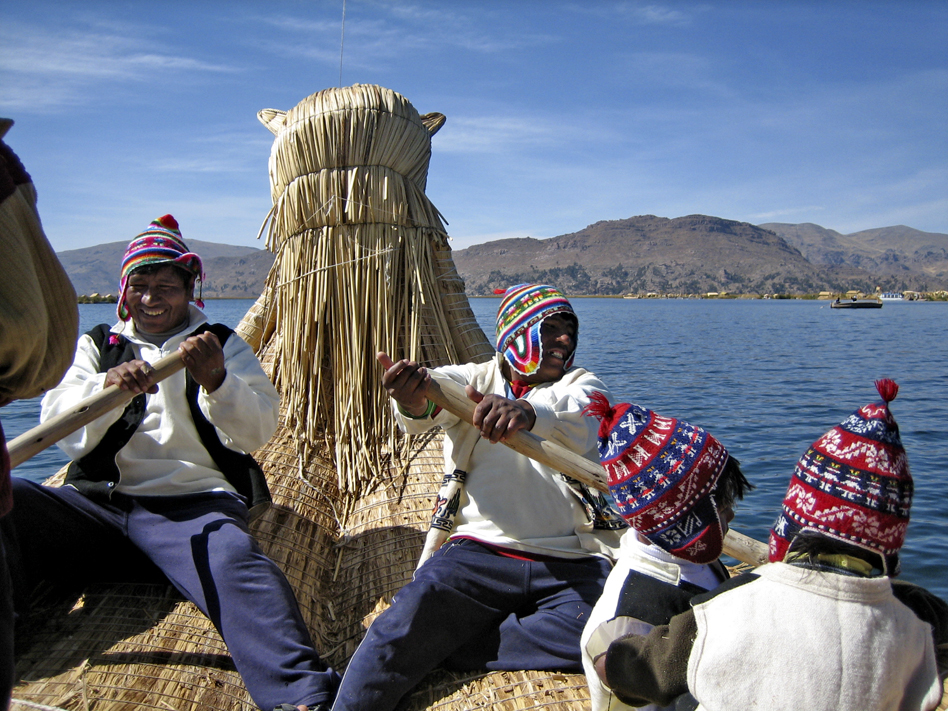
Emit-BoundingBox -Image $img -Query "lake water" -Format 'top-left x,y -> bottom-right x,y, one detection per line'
4,297 -> 946,600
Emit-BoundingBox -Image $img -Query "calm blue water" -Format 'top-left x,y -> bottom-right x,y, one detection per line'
4,298 -> 946,600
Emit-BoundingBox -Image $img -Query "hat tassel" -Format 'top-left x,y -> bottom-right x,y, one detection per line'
582,391 -> 613,420
875,378 -> 899,403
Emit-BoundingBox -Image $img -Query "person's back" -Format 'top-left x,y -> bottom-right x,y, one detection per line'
689,561 -> 939,711
0,117 -> 79,711
593,380 -> 946,711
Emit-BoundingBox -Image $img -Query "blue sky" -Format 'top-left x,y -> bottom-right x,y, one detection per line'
2,0 -> 946,253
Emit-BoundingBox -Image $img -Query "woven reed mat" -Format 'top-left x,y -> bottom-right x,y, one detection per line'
9,84 -> 601,711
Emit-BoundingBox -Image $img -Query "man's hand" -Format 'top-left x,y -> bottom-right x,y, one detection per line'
179,332 -> 226,394
377,352 -> 431,416
105,360 -> 159,394
465,385 -> 536,443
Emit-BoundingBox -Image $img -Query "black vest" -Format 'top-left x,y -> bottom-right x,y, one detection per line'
64,323 -> 272,518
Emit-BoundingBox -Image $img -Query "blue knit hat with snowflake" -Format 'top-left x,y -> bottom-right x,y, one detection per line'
584,392 -> 730,563
495,284 -> 577,376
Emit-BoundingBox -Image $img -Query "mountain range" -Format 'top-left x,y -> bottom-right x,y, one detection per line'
57,239 -> 275,299
56,216 -> 948,298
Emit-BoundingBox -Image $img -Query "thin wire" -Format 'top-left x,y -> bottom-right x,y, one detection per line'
339,0 -> 347,87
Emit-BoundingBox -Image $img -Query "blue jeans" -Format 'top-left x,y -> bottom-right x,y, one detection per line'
3,478 -> 339,710
332,537 -> 612,711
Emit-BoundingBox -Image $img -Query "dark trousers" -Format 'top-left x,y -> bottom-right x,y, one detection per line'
1,530 -> 12,711
332,537 -> 612,711
3,478 -> 339,711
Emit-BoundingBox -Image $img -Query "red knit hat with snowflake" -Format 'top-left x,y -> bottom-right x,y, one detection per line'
769,379 -> 911,575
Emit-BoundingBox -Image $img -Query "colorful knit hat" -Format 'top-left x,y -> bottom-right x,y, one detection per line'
117,214 -> 204,320
769,379 -> 911,575
494,284 -> 577,376
584,392 -> 730,564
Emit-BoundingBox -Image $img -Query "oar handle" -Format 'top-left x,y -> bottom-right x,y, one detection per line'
7,351 -> 185,470
426,374 -> 609,492
424,374 -> 770,567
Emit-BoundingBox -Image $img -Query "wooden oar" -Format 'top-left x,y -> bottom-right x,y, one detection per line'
6,352 -> 185,470
426,374 -> 770,567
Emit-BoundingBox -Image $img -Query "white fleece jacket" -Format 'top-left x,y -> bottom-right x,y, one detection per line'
41,306 -> 279,498
689,562 -> 942,711
395,352 -> 619,560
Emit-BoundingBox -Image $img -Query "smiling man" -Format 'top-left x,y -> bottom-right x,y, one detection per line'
332,284 -> 625,711
2,215 -> 339,711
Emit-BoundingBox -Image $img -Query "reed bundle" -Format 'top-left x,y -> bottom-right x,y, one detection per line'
255,83 -> 484,502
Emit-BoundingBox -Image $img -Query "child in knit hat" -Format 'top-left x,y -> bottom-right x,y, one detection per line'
592,380 -> 948,711
580,392 -> 752,711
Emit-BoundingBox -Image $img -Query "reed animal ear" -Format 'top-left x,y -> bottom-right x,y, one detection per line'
420,112 -> 445,137
257,109 -> 287,135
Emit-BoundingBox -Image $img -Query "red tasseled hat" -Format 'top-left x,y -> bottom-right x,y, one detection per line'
769,379 -> 911,575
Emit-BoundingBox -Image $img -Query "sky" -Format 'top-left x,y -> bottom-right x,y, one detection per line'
2,0 -> 946,253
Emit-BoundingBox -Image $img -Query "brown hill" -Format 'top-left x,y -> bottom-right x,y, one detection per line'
57,240 -> 274,298
761,223 -> 948,290
453,214 -> 879,296
57,216 -> 947,299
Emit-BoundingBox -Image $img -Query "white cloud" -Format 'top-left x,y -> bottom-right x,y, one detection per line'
750,207 -> 828,222
578,1 -> 695,25
433,115 -> 569,154
0,20 -> 238,113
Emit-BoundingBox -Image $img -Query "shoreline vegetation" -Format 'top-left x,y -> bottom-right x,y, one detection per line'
472,291 -> 948,301
77,291 -> 948,303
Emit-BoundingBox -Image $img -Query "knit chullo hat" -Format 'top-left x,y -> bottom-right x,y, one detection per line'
769,379 -> 911,576
494,283 -> 576,376
117,214 -> 204,320
584,392 -> 730,564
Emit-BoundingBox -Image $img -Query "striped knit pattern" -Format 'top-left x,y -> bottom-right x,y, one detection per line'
584,392 -> 729,564
769,379 -> 911,574
117,215 -> 204,320
494,283 -> 575,375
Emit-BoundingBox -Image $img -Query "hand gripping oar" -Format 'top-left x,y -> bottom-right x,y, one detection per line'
422,373 -> 769,568
5,352 -> 185,470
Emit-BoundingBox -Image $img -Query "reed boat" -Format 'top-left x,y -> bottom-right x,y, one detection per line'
9,85 -> 947,711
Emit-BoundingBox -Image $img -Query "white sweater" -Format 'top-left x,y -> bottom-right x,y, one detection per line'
395,353 -> 618,559
689,562 -> 942,711
41,306 -> 279,498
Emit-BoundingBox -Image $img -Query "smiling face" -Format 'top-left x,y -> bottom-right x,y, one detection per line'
516,313 -> 578,384
124,264 -> 194,334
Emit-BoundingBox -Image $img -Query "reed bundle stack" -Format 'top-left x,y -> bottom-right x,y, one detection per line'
10,84 -> 611,711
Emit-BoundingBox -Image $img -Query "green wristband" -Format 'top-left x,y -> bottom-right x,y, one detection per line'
398,399 -> 436,419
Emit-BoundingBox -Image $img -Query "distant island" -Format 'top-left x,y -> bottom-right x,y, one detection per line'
57,215 -> 948,300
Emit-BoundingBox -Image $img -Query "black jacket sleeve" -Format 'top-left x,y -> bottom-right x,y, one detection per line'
891,579 -> 948,681
602,607 -> 698,707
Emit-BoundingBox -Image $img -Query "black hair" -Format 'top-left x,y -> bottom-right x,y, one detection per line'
129,263 -> 195,288
786,529 -> 891,574
712,455 -> 753,510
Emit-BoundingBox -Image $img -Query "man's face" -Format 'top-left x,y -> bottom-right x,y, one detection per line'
528,313 -> 577,384
125,265 -> 193,334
